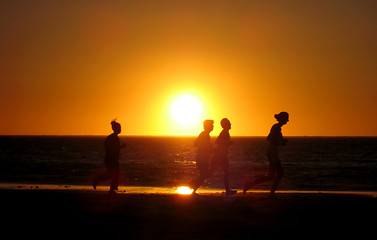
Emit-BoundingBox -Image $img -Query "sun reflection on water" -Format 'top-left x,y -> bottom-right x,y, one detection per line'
177,186 -> 193,195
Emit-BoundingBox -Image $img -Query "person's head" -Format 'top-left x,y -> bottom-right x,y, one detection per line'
220,118 -> 231,130
203,119 -> 214,133
111,120 -> 121,134
274,112 -> 289,125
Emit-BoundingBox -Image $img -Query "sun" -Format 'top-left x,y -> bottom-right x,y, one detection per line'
170,95 -> 202,125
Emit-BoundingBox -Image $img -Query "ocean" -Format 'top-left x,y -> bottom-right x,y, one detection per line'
0,136 -> 376,191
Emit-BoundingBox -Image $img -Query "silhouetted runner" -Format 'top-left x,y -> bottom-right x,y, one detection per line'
244,112 -> 289,195
93,120 -> 126,194
189,120 -> 214,194
210,118 -> 237,196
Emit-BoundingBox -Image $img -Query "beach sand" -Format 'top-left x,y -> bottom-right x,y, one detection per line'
2,186 -> 376,239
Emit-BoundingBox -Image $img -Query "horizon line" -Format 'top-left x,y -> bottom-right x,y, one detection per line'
1,134 -> 377,137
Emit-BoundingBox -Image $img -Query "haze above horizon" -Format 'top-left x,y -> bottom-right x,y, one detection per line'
1,0 -> 376,136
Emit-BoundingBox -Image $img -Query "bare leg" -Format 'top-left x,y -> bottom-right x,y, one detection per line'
243,173 -> 274,194
270,166 -> 284,194
220,163 -> 236,195
223,167 -> 229,191
93,170 -> 112,189
109,168 -> 120,193
190,174 -> 207,193
191,160 -> 211,194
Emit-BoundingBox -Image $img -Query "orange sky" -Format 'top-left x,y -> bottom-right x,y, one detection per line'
1,0 -> 376,136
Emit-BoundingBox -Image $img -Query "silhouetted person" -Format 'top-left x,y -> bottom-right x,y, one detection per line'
93,120 -> 126,194
189,120 -> 214,194
244,112 -> 289,195
209,118 -> 237,196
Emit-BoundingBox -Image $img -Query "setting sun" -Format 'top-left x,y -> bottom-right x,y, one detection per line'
170,95 -> 202,125
1,1 -> 376,136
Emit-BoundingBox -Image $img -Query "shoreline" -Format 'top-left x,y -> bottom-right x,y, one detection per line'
1,182 -> 377,197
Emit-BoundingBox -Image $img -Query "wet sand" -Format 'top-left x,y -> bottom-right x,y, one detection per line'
2,186 -> 376,239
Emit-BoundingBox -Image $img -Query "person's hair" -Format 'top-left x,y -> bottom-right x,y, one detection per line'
203,119 -> 214,130
274,112 -> 289,122
111,119 -> 121,132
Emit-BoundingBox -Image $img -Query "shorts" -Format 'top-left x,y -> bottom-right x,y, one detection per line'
196,158 -> 210,177
266,149 -> 283,173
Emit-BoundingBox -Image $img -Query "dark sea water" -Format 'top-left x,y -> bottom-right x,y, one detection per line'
0,136 -> 376,191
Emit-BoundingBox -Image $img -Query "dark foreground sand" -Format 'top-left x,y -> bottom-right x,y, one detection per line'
2,189 -> 376,239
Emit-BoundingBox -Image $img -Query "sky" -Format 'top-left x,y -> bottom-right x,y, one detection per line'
1,0 -> 376,136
